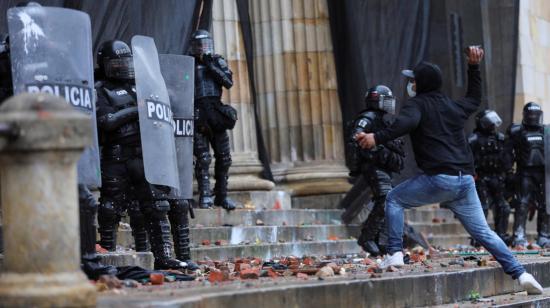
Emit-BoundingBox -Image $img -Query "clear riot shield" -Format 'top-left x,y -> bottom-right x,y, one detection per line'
159,54 -> 194,199
545,125 -> 550,214
7,6 -> 100,188
131,35 -> 179,189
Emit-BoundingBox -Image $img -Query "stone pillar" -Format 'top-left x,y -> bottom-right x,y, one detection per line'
211,0 -> 274,191
249,0 -> 350,195
514,0 -> 550,122
0,94 -> 96,307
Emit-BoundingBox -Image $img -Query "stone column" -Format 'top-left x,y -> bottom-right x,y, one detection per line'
211,0 -> 274,191
0,94 -> 96,307
249,0 -> 350,196
514,0 -> 550,122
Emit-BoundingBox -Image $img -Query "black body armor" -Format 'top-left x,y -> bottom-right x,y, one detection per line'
194,56 -> 232,100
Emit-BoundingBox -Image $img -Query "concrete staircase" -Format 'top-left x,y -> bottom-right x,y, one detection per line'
96,192 -> 539,269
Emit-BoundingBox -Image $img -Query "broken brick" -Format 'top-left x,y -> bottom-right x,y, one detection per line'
208,269 -> 227,283
215,240 -> 227,246
266,268 -> 279,278
201,240 -> 211,246
96,244 -> 108,254
303,258 -> 314,266
297,272 -> 309,280
240,268 -> 260,279
315,266 -> 334,278
149,273 -> 164,285
328,235 -> 339,241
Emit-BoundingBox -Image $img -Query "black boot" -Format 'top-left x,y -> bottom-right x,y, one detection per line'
97,200 -> 121,251
168,199 -> 199,271
494,199 -> 511,242
537,209 -> 550,248
213,173 -> 236,211
128,202 -> 149,252
357,199 -> 386,256
195,164 -> 214,209
79,185 -> 117,280
142,201 -> 187,270
512,202 -> 529,247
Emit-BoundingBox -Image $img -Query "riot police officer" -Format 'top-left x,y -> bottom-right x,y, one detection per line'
507,102 -> 549,247
468,110 -> 511,244
190,30 -> 237,210
349,85 -> 405,256
95,40 -> 186,269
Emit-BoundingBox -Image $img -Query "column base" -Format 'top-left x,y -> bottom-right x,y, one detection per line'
0,271 -> 96,307
273,162 -> 352,196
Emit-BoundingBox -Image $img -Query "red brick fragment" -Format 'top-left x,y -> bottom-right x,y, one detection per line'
297,272 -> 309,280
240,268 -> 260,279
201,239 -> 211,246
150,273 -> 164,285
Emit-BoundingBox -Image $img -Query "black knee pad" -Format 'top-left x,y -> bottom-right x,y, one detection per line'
196,152 -> 212,169
101,175 -> 129,198
215,153 -> 232,169
141,200 -> 170,219
170,199 -> 190,214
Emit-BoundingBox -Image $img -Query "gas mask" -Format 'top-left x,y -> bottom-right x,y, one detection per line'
407,81 -> 416,97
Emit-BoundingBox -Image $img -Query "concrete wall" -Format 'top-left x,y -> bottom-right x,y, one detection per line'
515,0 -> 550,122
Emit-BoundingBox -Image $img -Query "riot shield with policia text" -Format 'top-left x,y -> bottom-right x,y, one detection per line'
7,5 -> 100,188
131,35 -> 179,190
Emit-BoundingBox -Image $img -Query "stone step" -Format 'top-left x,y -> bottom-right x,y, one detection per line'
121,208 -> 344,227
435,288 -> 550,307
428,232 -> 538,248
96,251 -> 154,270
113,225 -> 361,250
291,193 -> 345,209
190,239 -> 362,260
97,258 -> 550,307
410,218 -> 537,235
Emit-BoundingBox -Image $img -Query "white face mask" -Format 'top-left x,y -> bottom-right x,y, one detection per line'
407,81 -> 416,97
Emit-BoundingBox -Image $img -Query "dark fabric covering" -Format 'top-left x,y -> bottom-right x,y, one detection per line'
328,0 -> 431,182
0,0 -> 199,61
235,0 -> 274,181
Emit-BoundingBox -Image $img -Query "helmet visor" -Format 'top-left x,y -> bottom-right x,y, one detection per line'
191,38 -> 214,56
523,110 -> 543,126
379,95 -> 396,115
104,57 -> 134,80
479,111 -> 502,130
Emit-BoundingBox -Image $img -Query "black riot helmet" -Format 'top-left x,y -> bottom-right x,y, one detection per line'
475,109 -> 502,133
189,29 -> 214,57
364,85 -> 396,115
97,40 -> 134,80
522,102 -> 543,127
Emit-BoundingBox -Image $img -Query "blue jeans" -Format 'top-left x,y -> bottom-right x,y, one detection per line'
385,173 -> 525,279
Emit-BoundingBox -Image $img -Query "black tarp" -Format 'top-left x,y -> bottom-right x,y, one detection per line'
328,0 -> 431,181
0,0 -> 199,60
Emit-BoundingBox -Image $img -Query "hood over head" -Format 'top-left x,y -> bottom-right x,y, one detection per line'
412,61 -> 443,94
